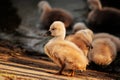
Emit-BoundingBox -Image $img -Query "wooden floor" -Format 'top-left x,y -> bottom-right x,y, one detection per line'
0,55 -> 118,80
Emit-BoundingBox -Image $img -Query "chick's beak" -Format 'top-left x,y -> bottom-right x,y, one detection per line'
44,31 -> 51,36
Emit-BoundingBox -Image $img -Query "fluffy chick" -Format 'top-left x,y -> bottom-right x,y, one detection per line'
87,0 -> 120,35
88,38 -> 117,65
38,1 -> 73,30
94,33 -> 120,52
44,21 -> 88,76
72,22 -> 88,33
66,29 -> 94,56
71,22 -> 118,66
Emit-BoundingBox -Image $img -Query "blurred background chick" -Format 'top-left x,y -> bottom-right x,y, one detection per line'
38,0 -> 74,30
86,0 -> 120,36
66,22 -> 94,56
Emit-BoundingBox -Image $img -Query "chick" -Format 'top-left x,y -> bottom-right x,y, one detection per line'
87,0 -> 120,35
88,38 -> 117,65
94,33 -> 120,51
72,22 -> 88,33
44,21 -> 88,76
38,1 -> 73,30
66,28 -> 94,56
71,22 -> 118,66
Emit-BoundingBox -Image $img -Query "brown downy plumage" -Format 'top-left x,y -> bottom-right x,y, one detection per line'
87,0 -> 120,35
38,1 -> 73,30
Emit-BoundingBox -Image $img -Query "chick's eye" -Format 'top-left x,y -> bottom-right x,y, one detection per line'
52,28 -> 55,30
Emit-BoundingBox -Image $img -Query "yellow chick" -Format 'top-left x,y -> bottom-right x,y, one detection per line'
44,21 -> 88,76
88,38 -> 117,65
94,33 -> 120,52
66,29 -> 94,56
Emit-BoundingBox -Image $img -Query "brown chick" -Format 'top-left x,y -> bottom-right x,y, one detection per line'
87,0 -> 120,35
38,1 -> 73,30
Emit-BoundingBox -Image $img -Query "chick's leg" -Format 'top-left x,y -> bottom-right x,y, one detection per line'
69,70 -> 75,76
57,64 -> 65,75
